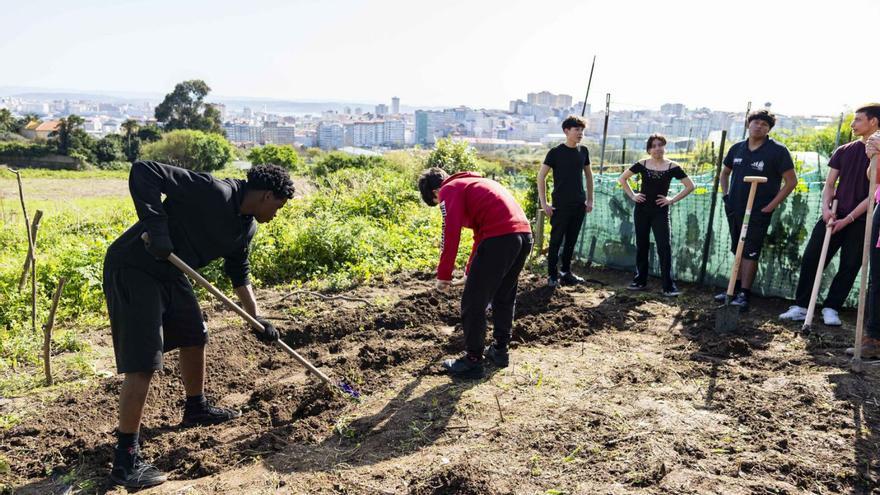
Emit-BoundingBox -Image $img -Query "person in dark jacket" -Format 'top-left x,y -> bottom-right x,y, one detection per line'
418,167 -> 533,379
103,161 -> 294,488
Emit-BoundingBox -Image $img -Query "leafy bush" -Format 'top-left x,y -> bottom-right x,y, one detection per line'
247,144 -> 301,171
311,152 -> 385,177
425,138 -> 477,174
0,141 -> 54,157
141,129 -> 235,171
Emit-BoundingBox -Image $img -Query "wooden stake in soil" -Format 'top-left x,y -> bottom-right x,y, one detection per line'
494,394 -> 505,423
18,209 -> 43,292
9,168 -> 38,334
43,277 -> 66,386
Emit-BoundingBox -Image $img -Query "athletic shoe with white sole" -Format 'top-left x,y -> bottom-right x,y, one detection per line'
779,305 -> 807,321
822,307 -> 842,326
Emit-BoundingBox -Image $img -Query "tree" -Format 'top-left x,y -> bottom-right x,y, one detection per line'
154,80 -> 223,134
121,119 -> 140,161
95,135 -> 125,163
425,138 -> 477,174
0,109 -> 16,134
247,144 -> 301,171
140,129 -> 235,172
137,124 -> 163,143
50,115 -> 86,155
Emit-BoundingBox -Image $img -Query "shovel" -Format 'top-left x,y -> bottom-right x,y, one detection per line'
801,199 -> 838,335
716,175 -> 768,332
851,155 -> 878,372
141,233 -> 360,398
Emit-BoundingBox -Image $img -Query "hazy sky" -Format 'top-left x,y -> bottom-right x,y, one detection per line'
2,0 -> 876,115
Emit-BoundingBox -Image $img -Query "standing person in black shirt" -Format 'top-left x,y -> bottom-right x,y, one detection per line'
103,161 -> 295,488
715,109 -> 797,311
618,134 -> 695,296
537,115 -> 594,287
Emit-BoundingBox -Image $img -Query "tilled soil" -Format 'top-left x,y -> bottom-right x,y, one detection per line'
3,267 -> 880,494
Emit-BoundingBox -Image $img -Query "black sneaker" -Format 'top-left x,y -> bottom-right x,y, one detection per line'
662,287 -> 681,297
627,282 -> 646,291
730,292 -> 749,312
714,291 -> 728,303
182,401 -> 242,427
560,272 -> 584,285
547,276 -> 559,288
442,353 -> 485,379
484,344 -> 509,368
109,447 -> 168,489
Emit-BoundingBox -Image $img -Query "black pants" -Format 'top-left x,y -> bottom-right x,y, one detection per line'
793,217 -> 865,311
633,205 -> 675,291
867,206 -> 880,338
462,233 -> 533,355
547,204 -> 585,277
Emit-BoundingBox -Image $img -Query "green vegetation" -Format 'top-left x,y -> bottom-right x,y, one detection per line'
425,137 -> 477,173
141,129 -> 236,172
154,79 -> 224,134
247,144 -> 301,171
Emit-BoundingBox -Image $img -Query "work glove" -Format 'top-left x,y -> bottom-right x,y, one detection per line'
144,231 -> 174,260
253,316 -> 279,343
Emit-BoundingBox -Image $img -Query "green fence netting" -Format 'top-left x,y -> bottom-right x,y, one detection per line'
563,168 -> 861,307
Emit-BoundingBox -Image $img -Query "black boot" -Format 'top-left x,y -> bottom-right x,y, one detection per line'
182,395 -> 242,427
442,352 -> 485,379
109,446 -> 168,489
484,343 -> 509,368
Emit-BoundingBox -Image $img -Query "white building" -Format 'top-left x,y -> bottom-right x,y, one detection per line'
318,122 -> 344,150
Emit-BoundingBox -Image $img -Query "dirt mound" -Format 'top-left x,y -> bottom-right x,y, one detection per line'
408,464 -> 496,495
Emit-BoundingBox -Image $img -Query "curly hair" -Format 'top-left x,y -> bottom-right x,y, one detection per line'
561,115 -> 587,130
246,164 -> 295,199
747,109 -> 776,129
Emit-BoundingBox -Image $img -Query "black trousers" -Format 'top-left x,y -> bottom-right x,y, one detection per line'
547,204 -> 585,277
461,233 -> 533,355
633,205 -> 675,291
867,206 -> 880,338
793,217 -> 865,311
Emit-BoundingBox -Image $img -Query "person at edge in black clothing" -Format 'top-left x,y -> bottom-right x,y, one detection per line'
780,105 -> 880,326
103,161 -> 295,489
713,109 -> 797,312
618,133 -> 695,296
537,115 -> 595,287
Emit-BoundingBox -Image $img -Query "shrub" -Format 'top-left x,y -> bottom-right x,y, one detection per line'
425,138 -> 477,174
247,144 -> 301,171
141,129 -> 235,171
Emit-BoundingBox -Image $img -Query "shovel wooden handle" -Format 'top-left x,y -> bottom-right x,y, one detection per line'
140,233 -> 335,387
726,176 -> 769,298
803,199 -> 838,329
853,155 -> 879,368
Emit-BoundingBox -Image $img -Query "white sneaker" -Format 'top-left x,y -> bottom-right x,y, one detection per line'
779,306 -> 807,321
822,307 -> 842,326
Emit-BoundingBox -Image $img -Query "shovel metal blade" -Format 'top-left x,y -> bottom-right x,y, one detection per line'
715,302 -> 740,332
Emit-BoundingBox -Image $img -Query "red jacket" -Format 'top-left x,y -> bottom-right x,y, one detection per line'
436,172 -> 532,281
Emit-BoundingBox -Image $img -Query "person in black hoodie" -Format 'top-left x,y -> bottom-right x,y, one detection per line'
103,161 -> 294,488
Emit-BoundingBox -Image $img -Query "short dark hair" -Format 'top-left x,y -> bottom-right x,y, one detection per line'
417,167 -> 448,206
856,103 -> 880,126
747,109 -> 776,129
646,133 -> 667,151
562,115 -> 587,130
247,164 -> 295,199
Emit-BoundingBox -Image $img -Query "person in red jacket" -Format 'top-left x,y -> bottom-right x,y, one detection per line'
418,167 -> 533,378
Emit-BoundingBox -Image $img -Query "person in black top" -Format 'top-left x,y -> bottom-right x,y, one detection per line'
537,115 -> 594,287
103,161 -> 295,489
618,134 -> 695,296
714,109 -> 797,311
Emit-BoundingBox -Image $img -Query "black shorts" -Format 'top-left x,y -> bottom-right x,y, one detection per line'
103,263 -> 207,374
726,205 -> 772,261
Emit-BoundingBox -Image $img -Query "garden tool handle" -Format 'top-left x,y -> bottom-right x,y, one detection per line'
140,233 -> 335,387
803,199 -> 838,329
852,155 -> 879,368
725,176 -> 768,298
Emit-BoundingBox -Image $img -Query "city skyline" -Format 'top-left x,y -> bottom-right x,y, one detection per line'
2,0 -> 877,117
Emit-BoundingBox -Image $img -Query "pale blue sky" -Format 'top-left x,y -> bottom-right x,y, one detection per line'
2,0 -> 877,115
